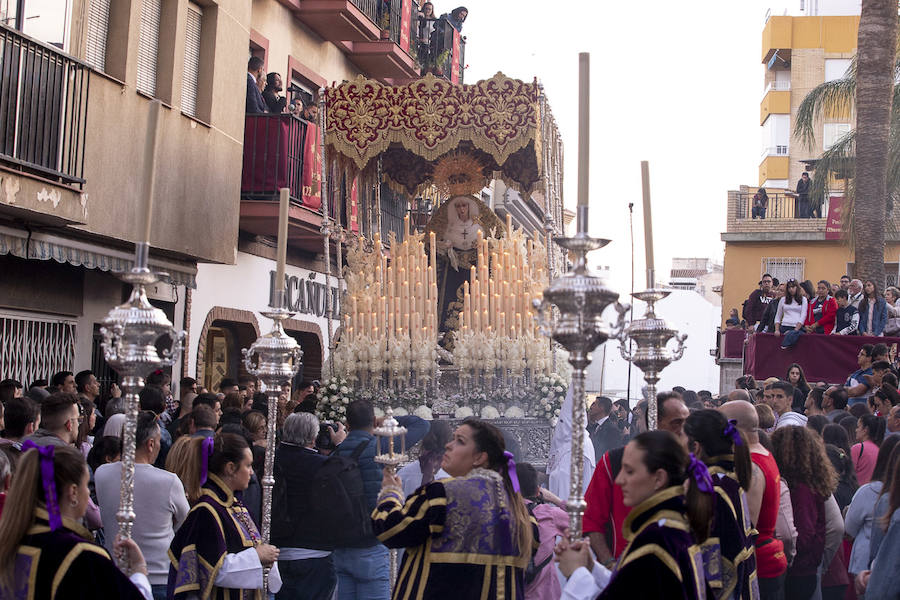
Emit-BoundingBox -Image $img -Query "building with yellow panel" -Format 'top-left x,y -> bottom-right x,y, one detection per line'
717,1 -> 900,390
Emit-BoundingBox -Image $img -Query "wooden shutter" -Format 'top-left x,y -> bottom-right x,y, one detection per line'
136,0 -> 162,96
181,3 -> 202,117
84,0 -> 110,71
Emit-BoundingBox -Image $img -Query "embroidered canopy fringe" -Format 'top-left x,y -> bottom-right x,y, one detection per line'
324,72 -> 561,198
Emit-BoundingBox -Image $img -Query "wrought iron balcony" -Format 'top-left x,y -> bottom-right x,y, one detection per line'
0,23 -> 89,188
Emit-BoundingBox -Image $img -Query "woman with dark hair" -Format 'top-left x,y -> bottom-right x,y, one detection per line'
858,279 -> 888,336
771,426 -> 838,600
0,443 -> 151,598
684,410 -> 756,599
803,280 -> 838,334
167,433 -> 281,598
822,423 -> 852,456
856,443 -> 900,598
799,279 -> 815,300
852,414 -> 885,485
807,414 -> 829,434
373,418 -> 535,599
822,443 -> 855,600
774,281 -> 808,335
845,436 -> 900,578
785,363 -> 810,413
556,430 -> 712,599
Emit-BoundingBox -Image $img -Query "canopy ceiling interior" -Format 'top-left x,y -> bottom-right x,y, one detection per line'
324,72 -> 562,199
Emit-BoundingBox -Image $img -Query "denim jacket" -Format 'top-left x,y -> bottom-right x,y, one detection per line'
858,297 -> 888,335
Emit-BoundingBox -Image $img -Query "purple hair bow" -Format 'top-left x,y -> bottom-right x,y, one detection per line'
688,453 -> 715,494
200,436 -> 215,485
723,419 -> 743,447
20,440 -> 62,531
503,451 -> 521,494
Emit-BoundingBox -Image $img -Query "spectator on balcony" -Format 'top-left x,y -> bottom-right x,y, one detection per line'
803,280 -> 838,334
446,6 -> 468,31
883,286 -> 900,336
774,279 -> 807,335
743,273 -> 775,328
752,187 -> 769,219
263,73 -> 287,115
417,2 -> 436,44
795,172 -> 811,218
758,282 -> 786,333
799,279 -> 815,300
833,289 -> 860,335
859,280 -> 888,336
849,278 -> 864,308
246,56 -> 268,114
726,308 -> 744,329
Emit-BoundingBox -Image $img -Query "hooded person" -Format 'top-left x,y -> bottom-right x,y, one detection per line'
547,386 -> 596,500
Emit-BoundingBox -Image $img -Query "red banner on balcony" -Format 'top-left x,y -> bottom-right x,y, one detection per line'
350,177 -> 359,233
825,195 -> 843,240
399,0 -> 412,52
302,123 -> 322,210
451,29 -> 460,83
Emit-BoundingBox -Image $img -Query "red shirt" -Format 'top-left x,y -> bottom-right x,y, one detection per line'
750,450 -> 788,578
805,296 -> 838,334
583,449 -> 630,559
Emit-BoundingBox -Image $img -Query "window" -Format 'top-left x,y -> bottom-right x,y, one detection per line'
181,2 -> 202,118
824,123 -> 851,150
825,58 -> 851,83
0,313 -> 76,387
84,0 -> 110,71
762,258 -> 805,283
137,0 -> 162,96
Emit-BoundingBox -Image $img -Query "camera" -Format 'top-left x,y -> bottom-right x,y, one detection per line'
316,421 -> 339,451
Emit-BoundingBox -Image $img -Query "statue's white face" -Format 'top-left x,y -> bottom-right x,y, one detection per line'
455,201 -> 470,222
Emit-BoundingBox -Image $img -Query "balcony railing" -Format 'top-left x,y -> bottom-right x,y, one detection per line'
241,113 -> 309,205
350,0 -> 379,26
734,191 -> 828,220
764,80 -> 791,94
0,24 -> 89,188
761,145 -> 789,158
419,16 -> 466,82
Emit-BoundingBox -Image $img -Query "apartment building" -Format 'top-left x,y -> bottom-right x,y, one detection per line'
720,0 -> 900,330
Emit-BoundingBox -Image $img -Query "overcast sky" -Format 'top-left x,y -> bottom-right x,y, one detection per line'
463,1 -> 796,296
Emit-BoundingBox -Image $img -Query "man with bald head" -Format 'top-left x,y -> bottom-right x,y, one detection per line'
727,389 -> 752,403
721,399 -> 789,598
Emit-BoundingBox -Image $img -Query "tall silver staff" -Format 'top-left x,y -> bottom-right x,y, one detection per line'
101,100 -> 185,569
243,189 -> 303,588
535,54 -> 623,540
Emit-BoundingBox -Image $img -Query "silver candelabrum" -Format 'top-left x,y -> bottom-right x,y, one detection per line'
100,242 -> 185,570
615,288 -> 687,430
535,208 -> 624,541
242,291 -> 303,544
373,407 -> 408,589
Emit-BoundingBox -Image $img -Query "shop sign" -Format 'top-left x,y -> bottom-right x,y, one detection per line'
268,270 -> 340,319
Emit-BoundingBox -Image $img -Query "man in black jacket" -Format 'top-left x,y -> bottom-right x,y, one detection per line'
246,56 -> 268,114
588,396 -> 623,459
744,273 -> 775,327
272,412 -> 338,598
796,171 -> 811,218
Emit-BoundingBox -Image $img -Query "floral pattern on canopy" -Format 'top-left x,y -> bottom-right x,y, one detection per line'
324,72 -> 548,196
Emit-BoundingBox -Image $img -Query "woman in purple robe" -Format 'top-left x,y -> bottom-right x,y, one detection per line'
0,442 -> 152,599
373,418 -> 537,599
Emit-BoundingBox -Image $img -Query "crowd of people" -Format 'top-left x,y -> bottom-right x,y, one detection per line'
729,273 -> 900,340
0,358 -> 898,599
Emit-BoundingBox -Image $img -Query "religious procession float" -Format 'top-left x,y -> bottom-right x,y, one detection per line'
312,73 -> 568,465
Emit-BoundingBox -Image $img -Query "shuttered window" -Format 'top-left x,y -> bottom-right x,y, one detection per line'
137,0 -> 162,96
84,0 -> 110,71
181,3 -> 202,118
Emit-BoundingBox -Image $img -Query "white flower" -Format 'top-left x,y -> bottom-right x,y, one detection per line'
542,386 -> 549,393
554,408 -> 560,416
330,383 -> 337,390
374,407 -> 385,418
414,405 -> 433,420
393,407 -> 408,416
481,406 -> 500,419
340,386 -> 349,394
504,406 -> 525,418
343,398 -> 349,404
555,386 -> 563,392
455,406 -> 474,418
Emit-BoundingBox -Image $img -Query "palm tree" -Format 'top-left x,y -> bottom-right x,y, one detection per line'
794,2 -> 897,286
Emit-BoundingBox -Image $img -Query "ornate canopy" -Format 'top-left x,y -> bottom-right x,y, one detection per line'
324,72 -> 558,196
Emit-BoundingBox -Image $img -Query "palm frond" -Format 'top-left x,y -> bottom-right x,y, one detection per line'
793,78 -> 856,150
809,129 -> 856,206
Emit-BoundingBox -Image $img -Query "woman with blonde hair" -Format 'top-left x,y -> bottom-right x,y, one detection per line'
373,418 -> 535,598
0,443 -> 152,598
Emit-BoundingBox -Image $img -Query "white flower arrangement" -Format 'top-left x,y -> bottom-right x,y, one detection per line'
504,406 -> 525,418
413,405 -> 433,420
374,406 -> 385,419
316,375 -> 355,422
481,406 -> 500,419
392,407 -> 409,416
530,373 -> 567,426
454,406 -> 474,418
